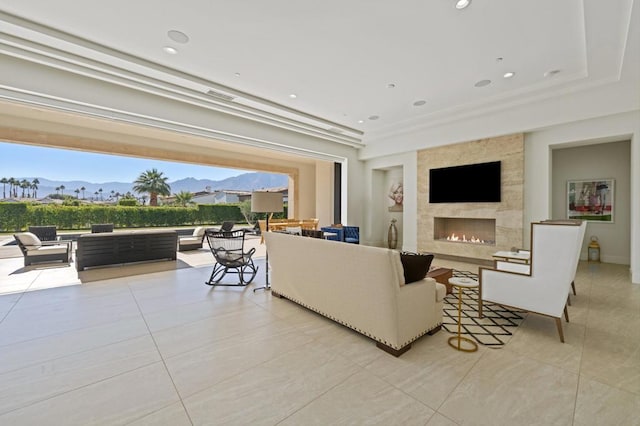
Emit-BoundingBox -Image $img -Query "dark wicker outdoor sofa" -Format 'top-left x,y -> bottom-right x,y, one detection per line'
75,230 -> 178,271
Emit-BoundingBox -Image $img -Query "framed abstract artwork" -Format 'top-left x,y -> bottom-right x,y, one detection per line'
567,179 -> 614,223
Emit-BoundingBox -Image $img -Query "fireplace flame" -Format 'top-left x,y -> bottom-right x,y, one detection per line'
446,233 -> 485,244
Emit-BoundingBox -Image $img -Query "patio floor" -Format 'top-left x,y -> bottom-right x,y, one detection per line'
0,232 -> 267,296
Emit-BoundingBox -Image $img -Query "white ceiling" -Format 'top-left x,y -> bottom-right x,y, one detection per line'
0,0 -> 638,147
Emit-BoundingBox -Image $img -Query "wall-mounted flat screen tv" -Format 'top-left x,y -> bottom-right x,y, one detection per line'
429,161 -> 501,203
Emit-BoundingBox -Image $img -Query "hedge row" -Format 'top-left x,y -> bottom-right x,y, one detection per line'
0,203 -> 255,232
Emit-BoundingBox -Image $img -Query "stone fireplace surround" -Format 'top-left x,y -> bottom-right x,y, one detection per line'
417,134 -> 524,261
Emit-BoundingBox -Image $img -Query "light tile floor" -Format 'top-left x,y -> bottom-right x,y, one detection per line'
0,243 -> 638,425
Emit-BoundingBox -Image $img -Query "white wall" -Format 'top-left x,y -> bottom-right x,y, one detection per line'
552,141 -> 631,264
361,110 -> 639,283
524,110 -> 640,283
362,152 -> 417,251
314,160 -> 334,227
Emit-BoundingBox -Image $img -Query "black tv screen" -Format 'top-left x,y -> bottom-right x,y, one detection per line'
429,161 -> 501,203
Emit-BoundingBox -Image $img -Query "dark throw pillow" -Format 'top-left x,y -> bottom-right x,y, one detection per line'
400,252 -> 435,284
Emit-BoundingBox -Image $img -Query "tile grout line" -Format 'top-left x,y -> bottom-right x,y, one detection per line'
0,360 -> 166,417
0,268 -> 41,325
126,282 -> 195,426
274,368 -> 362,425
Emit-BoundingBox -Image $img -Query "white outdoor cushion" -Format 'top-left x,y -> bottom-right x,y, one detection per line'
193,226 -> 206,237
15,232 -> 42,247
27,245 -> 68,255
285,226 -> 302,235
180,237 -> 200,244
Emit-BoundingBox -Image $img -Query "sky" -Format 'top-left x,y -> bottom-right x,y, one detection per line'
0,141 -> 250,183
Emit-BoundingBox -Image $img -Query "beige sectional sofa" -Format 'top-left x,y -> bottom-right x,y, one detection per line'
265,232 -> 446,356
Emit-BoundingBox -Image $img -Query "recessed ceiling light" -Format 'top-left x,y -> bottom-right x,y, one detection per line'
162,46 -> 178,55
289,94 -> 297,99
167,30 -> 189,44
474,79 -> 491,87
368,115 -> 379,120
357,120 -> 364,124
544,69 -> 561,77
455,0 -> 471,10
413,100 -> 427,106
503,72 -> 515,78
234,72 -> 241,77
387,83 -> 396,89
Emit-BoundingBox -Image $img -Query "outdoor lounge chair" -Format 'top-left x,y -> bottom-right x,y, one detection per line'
28,225 -> 58,242
14,232 -> 70,267
205,229 -> 258,286
178,226 -> 207,251
91,223 -> 114,233
218,221 -> 235,232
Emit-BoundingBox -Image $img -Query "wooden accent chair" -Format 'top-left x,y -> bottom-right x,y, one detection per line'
479,220 -> 586,342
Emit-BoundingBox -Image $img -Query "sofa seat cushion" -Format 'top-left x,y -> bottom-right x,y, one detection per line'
400,252 -> 434,284
27,245 -> 68,255
15,232 -> 42,247
192,227 -> 206,237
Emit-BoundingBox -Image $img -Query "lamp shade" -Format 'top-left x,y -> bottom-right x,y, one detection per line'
251,191 -> 284,213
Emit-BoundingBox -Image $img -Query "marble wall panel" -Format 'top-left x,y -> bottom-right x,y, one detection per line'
417,134 -> 524,260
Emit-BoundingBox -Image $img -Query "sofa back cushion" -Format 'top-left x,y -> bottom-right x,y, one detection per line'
15,232 -> 42,247
400,252 -> 434,284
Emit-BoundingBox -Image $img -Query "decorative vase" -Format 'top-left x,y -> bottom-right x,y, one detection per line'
388,218 -> 398,249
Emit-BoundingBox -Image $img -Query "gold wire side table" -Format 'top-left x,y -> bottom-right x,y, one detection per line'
447,277 -> 479,352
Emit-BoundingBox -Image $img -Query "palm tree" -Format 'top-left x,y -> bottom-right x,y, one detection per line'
20,179 -> 29,198
10,178 -> 18,198
59,184 -> 65,196
31,178 -> 39,198
74,188 -> 80,199
94,191 -> 99,200
174,191 -> 194,207
98,188 -> 103,201
55,186 -> 61,196
1,177 -> 7,199
133,168 -> 171,206
80,186 -> 86,199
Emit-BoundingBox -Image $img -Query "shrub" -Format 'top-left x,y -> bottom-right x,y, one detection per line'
118,198 -> 138,206
0,203 -> 248,231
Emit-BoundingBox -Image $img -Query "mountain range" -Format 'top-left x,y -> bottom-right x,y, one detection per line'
5,172 -> 288,199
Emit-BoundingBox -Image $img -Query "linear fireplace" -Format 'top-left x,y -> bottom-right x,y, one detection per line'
434,217 -> 496,246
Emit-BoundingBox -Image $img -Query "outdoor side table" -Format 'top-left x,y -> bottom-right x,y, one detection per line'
447,277 -> 479,352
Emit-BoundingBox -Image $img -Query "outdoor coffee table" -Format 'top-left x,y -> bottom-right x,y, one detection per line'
447,276 -> 479,353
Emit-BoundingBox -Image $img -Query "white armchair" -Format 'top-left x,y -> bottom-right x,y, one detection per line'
479,220 -> 586,342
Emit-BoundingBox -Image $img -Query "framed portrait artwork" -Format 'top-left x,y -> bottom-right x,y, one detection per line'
388,181 -> 403,212
567,179 -> 614,223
